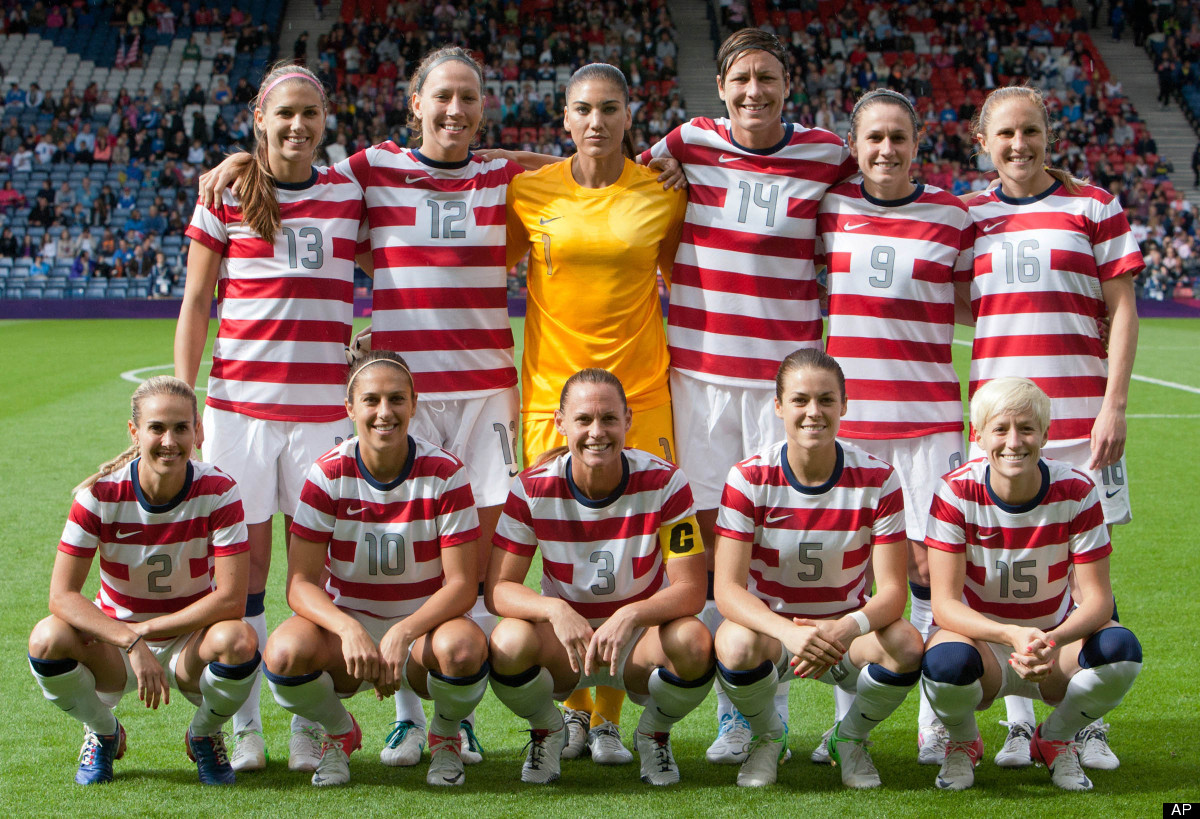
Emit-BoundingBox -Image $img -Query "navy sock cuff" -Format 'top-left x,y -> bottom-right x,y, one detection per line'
867,663 -> 921,687
717,659 -> 774,686
209,651 -> 261,680
656,664 -> 716,688
245,591 -> 266,618
430,661 -> 490,686
490,664 -> 541,688
28,655 -> 78,677
263,668 -> 321,686
909,581 -> 931,600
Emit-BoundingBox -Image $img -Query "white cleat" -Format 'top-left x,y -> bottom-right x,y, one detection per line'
426,732 -> 465,786
810,724 -> 835,765
918,722 -> 948,765
459,720 -> 484,765
560,708 -> 590,760
1031,725 -> 1093,792
994,720 -> 1034,768
380,719 -> 425,766
1076,719 -> 1119,770
706,712 -> 753,764
311,716 -> 361,787
229,729 -> 267,772
588,720 -> 633,765
829,723 -> 881,789
636,730 -> 680,786
936,736 -> 983,791
520,725 -> 567,784
288,725 -> 323,772
736,728 -> 787,787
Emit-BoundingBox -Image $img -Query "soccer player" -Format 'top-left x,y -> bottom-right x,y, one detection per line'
263,351 -> 489,787
640,29 -> 857,762
816,88 -> 974,763
922,377 -> 1142,791
486,368 -> 714,786
966,85 -> 1143,769
505,63 -> 687,761
176,62 -> 365,772
28,377 -> 258,785
713,349 -> 921,788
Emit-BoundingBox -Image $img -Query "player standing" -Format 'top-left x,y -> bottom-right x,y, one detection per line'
923,377 -> 1142,791
176,62 -> 366,772
816,88 -> 974,763
966,85 -> 1143,769
713,349 -> 922,788
27,377 -> 258,785
486,368 -> 714,786
263,351 -> 488,787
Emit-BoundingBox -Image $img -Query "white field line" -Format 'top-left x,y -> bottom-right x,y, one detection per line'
121,363 -> 208,393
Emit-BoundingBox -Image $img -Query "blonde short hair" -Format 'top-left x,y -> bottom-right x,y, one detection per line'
970,377 -> 1051,436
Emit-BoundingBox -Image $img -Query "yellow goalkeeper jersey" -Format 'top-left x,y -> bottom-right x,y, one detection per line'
507,157 -> 686,414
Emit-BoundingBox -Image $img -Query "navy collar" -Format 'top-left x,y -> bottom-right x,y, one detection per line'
566,453 -> 630,508
861,182 -> 923,207
275,167 -> 318,190
355,436 -> 416,490
412,148 -> 472,170
995,178 -> 1061,205
985,459 -> 1051,513
131,458 -> 194,514
727,120 -> 795,156
780,442 -> 844,495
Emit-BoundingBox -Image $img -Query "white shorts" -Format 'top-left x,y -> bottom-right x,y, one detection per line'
980,639 -> 1042,702
202,406 -> 352,523
775,643 -> 860,694
967,439 -> 1131,525
409,387 -> 519,508
102,631 -> 200,707
850,432 -> 965,543
554,627 -> 647,699
341,609 -> 417,696
670,369 -> 781,510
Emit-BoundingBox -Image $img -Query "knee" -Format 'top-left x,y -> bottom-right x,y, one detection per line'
207,620 -> 258,665
663,618 -> 713,677
884,621 -> 925,673
28,615 -> 74,659
488,618 -> 536,673
263,629 -> 316,676
713,621 -> 766,670
433,621 -> 488,676
921,641 -> 983,685
1079,626 -> 1142,668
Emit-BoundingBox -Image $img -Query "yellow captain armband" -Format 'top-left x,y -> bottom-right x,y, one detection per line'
659,515 -> 704,559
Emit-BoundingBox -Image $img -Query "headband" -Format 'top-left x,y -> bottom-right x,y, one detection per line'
412,53 -> 478,94
259,72 -> 324,107
346,358 -> 413,400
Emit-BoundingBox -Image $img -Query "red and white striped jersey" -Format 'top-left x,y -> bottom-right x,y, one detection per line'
58,460 -> 248,625
337,145 -> 522,399
967,181 -> 1144,442
925,456 -> 1111,630
715,440 -> 906,619
493,448 -> 700,625
644,118 -> 855,387
817,182 -> 973,439
186,166 -> 367,423
290,436 -> 481,620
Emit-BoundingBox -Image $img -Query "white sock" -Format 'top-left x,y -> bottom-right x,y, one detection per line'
469,594 -> 498,640
29,659 -> 118,734
191,657 -> 260,736
489,667 -> 563,730
393,686 -> 426,727
774,679 -> 791,725
718,662 -> 783,738
1003,695 -> 1037,726
290,713 -> 321,733
426,668 -> 489,738
922,677 -> 982,742
714,679 -> 734,722
638,667 -> 715,735
232,611 -> 267,733
1041,661 -> 1141,741
266,670 -> 352,736
834,683 -> 855,722
839,664 -> 918,740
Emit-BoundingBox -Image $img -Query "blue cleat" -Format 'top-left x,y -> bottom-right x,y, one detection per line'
186,729 -> 237,785
75,722 -> 126,785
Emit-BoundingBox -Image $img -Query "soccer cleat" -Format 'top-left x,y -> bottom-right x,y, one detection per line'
810,724 -> 835,765
185,728 -> 236,785
1076,719 -> 1119,770
828,722 -> 880,789
993,720 -> 1034,768
312,715 -> 362,787
706,712 -> 753,764
75,722 -> 126,785
520,725 -> 567,784
459,720 -> 484,765
1030,724 -> 1093,791
288,724 -> 324,772
936,736 -> 984,791
426,732 -> 465,786
918,722 -> 948,765
229,728 -> 267,772
736,726 -> 788,787
560,708 -> 591,760
636,730 -> 679,786
588,720 -> 633,765
380,719 -> 425,767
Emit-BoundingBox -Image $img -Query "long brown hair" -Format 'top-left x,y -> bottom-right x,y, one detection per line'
973,85 -> 1084,194
240,62 -> 328,240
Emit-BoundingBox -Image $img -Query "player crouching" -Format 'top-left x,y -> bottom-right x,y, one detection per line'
263,352 -> 490,787
712,349 -> 923,789
922,377 -> 1142,791
486,369 -> 715,786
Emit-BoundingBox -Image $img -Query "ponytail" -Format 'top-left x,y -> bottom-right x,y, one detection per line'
73,443 -> 138,497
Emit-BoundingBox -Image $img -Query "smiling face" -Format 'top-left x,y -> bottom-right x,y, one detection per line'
346,362 -> 416,455
976,408 -> 1048,497
718,50 -> 788,149
978,95 -> 1055,198
255,79 -> 325,178
129,394 -> 195,483
412,59 -> 483,162
851,100 -> 919,199
555,381 -> 631,473
775,365 -> 846,453
564,78 -> 631,161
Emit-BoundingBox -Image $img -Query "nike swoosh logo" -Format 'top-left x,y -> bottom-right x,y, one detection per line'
1105,488 -> 1123,498
976,528 -> 1003,541
844,222 -> 870,231
765,510 -> 791,524
115,529 -> 138,539
538,216 -> 561,225
981,221 -> 1004,232
441,773 -> 464,784
508,470 -> 520,478
347,506 -> 366,515
405,175 -> 424,184
718,154 -> 740,163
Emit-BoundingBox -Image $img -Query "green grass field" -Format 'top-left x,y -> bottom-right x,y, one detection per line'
1,317 -> 1197,817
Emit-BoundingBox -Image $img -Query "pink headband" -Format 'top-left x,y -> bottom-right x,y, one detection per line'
259,72 -> 323,107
